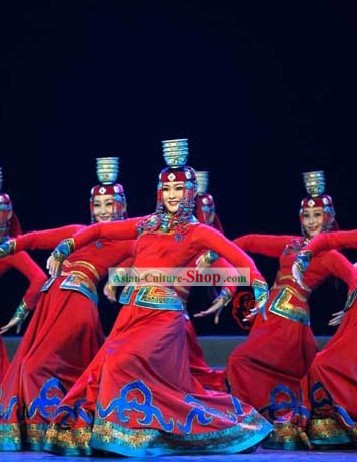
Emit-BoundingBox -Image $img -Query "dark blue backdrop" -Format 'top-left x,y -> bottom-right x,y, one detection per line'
0,0 -> 356,336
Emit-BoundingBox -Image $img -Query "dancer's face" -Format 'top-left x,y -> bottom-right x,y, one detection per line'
92,194 -> 115,222
162,181 -> 185,214
301,207 -> 324,238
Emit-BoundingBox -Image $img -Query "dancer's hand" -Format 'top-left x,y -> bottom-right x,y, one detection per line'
328,310 -> 345,326
46,238 -> 74,276
0,302 -> 30,334
251,280 -> 269,321
104,282 -> 117,303
193,298 -> 225,325
194,288 -> 232,324
0,316 -> 25,334
46,255 -> 62,277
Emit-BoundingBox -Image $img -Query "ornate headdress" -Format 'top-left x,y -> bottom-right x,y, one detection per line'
0,167 -> 22,239
138,138 -> 198,240
194,170 -> 224,232
158,138 -> 197,213
299,170 -> 338,235
90,157 -> 127,223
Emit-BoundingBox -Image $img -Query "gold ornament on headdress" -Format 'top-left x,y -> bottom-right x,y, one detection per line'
303,171 -> 326,197
96,157 -> 119,185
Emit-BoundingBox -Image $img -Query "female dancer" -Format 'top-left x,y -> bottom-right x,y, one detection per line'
0,168 -> 46,380
265,228 -> 357,449
43,139 -> 272,457
0,158 -> 135,451
226,171 -> 357,423
103,169 -> 234,391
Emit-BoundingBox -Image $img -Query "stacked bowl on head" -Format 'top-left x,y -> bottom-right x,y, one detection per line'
96,157 -> 119,184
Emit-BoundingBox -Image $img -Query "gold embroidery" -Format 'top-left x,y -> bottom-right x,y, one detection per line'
61,272 -> 97,293
93,421 -> 156,448
45,424 -> 91,449
62,260 -> 100,280
269,287 -> 309,325
308,416 -> 351,442
273,284 -> 309,303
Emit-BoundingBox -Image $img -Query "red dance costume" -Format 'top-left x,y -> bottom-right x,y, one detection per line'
295,293 -> 357,448
179,185 -> 232,392
0,253 -> 46,381
266,229 -> 357,449
178,256 -> 236,392
0,224 -> 135,451
305,229 -> 357,254
226,234 -> 357,422
44,218 -> 272,457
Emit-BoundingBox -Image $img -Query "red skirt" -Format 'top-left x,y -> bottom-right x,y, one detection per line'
303,302 -> 357,445
44,300 -> 272,457
0,278 -> 104,451
185,319 -> 226,392
227,289 -> 318,421
0,336 -> 9,383
263,302 -> 357,450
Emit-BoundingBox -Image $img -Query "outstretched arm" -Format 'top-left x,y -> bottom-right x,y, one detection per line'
10,251 -> 47,309
192,225 -> 269,317
193,256 -> 237,324
47,218 -> 142,276
0,225 -> 85,257
0,251 -> 47,334
293,230 -> 357,286
305,230 -> 357,256
233,234 -> 295,258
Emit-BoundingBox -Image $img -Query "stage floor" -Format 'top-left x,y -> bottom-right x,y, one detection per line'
4,335 -> 331,367
0,447 -> 356,461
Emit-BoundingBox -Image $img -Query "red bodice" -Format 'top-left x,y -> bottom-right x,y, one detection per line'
13,224 -> 136,287
235,234 -> 357,292
69,218 -> 265,283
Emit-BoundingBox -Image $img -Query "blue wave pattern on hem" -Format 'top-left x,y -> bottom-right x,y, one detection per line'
0,394 -> 17,420
96,379 -> 243,433
28,377 -> 67,419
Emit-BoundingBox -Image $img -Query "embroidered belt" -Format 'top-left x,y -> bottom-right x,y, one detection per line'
62,260 -> 100,281
119,285 -> 184,311
40,272 -> 98,303
272,283 -> 310,303
269,287 -> 310,325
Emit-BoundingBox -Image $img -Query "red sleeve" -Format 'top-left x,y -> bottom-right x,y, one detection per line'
306,230 -> 357,256
320,250 -> 357,292
211,257 -> 237,296
10,251 -> 47,310
192,225 -> 265,283
113,255 -> 134,268
14,225 -> 85,251
72,218 -> 142,249
233,234 -> 296,258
